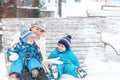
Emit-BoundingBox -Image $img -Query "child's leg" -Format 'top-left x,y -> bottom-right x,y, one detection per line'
27,58 -> 50,80
9,59 -> 24,79
64,64 -> 87,78
64,64 -> 79,78
27,58 -> 42,78
27,58 -> 42,72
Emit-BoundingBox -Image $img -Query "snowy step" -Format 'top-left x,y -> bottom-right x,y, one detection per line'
87,10 -> 120,17
2,18 -> 104,66
101,5 -> 120,10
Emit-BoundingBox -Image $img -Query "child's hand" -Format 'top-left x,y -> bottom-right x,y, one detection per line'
8,52 -> 18,62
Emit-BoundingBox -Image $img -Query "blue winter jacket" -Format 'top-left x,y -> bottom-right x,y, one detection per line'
48,48 -> 80,67
7,41 -> 43,63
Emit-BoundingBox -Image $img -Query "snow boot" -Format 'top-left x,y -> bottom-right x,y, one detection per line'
51,65 -> 58,80
77,67 -> 87,78
31,69 -> 39,78
9,72 -> 19,80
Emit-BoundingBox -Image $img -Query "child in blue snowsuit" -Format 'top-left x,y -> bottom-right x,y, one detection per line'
48,35 -> 87,80
7,30 -> 49,80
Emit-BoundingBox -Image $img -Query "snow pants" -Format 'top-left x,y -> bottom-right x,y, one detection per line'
57,63 -> 79,79
9,58 -> 42,75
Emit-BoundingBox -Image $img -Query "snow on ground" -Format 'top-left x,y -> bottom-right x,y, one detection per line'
0,53 -> 8,80
84,48 -> 120,80
101,33 -> 120,54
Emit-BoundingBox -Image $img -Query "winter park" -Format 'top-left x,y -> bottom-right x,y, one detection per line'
1,0 -> 120,80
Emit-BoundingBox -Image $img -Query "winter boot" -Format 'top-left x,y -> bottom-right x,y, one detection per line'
31,68 -> 39,78
77,67 -> 87,78
9,72 -> 19,80
51,65 -> 58,80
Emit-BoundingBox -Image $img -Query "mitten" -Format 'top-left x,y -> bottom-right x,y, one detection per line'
8,52 -> 18,62
47,57 -> 63,65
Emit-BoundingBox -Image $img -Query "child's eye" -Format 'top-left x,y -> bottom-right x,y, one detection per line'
62,45 -> 64,48
36,27 -> 40,30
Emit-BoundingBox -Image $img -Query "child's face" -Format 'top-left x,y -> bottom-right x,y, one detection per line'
30,27 -> 44,39
26,37 -> 35,45
58,43 -> 66,52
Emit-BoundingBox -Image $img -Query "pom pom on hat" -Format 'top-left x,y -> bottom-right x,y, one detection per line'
20,30 -> 36,43
58,35 -> 72,50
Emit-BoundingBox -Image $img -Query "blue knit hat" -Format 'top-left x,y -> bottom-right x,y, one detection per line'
20,29 -> 36,43
58,35 -> 72,50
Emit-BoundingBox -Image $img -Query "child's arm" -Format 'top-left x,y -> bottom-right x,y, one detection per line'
7,43 -> 19,62
69,49 -> 80,67
47,48 -> 59,59
47,48 -> 63,65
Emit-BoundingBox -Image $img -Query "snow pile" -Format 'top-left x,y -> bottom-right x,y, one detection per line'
101,33 -> 120,55
84,48 -> 110,74
84,45 -> 120,80
0,53 -> 8,80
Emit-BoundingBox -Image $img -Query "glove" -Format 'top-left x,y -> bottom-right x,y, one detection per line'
8,52 -> 18,62
47,57 -> 63,65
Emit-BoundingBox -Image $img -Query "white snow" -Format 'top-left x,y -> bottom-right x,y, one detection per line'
1,34 -> 120,80
101,33 -> 120,54
17,6 -> 39,9
0,53 -> 8,80
84,48 -> 120,80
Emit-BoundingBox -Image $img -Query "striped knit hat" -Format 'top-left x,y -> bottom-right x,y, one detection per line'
58,35 -> 72,50
20,29 -> 36,43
